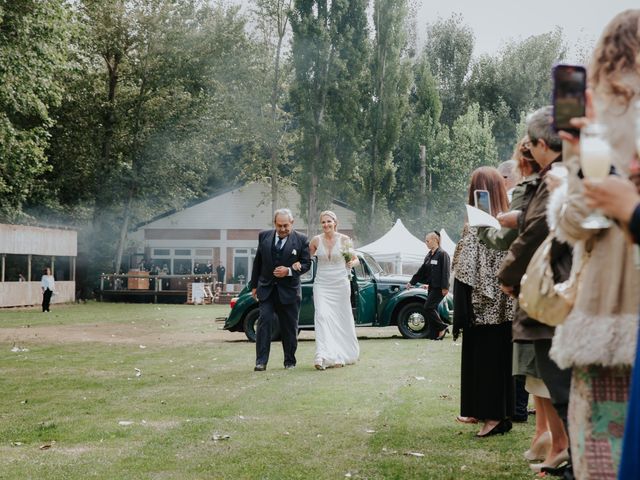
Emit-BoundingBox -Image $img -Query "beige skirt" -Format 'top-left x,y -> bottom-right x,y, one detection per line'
525,375 -> 550,398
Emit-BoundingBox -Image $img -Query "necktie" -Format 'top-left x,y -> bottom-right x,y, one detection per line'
276,236 -> 284,250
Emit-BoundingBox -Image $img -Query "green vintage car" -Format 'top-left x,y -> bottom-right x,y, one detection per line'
223,251 -> 453,341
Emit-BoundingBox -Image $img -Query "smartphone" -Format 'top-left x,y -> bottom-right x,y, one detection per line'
552,64 -> 587,136
474,189 -> 492,215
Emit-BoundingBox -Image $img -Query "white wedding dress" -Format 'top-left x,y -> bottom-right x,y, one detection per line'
313,235 -> 360,368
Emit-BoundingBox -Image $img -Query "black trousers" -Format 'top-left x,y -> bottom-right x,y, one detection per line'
425,289 -> 447,337
42,288 -> 52,312
514,375 -> 529,420
256,289 -> 300,367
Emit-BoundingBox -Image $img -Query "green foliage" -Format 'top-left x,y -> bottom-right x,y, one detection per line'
0,0 -> 70,221
467,29 -> 566,158
431,103 -> 498,238
423,14 -> 474,128
289,0 -> 369,234
358,0 -> 411,240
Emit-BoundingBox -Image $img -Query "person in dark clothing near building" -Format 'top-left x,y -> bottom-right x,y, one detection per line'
406,231 -> 450,340
216,262 -> 226,287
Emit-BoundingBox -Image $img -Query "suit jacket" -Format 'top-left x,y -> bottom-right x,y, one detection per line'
409,247 -> 450,289
250,229 -> 311,304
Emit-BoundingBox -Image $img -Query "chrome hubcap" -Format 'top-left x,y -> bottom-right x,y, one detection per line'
407,312 -> 426,332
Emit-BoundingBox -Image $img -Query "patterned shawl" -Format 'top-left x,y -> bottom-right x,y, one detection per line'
453,224 -> 515,325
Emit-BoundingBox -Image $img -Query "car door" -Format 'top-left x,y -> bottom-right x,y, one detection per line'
352,257 -> 376,325
298,259 -> 316,327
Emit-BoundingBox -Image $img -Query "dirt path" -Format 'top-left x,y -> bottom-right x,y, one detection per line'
0,321 -> 247,346
0,322 -> 400,347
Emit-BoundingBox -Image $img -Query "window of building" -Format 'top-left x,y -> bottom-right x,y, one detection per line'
3,254 -> 28,282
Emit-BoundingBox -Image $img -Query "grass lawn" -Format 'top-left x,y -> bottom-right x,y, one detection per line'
0,302 -> 536,479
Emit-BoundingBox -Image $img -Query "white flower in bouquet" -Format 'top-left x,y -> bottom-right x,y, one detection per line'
340,238 -> 354,264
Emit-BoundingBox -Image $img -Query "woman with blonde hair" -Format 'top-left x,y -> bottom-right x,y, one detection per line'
550,9 -> 640,478
309,211 -> 359,370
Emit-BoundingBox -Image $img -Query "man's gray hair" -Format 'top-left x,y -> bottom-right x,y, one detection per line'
526,106 -> 562,152
497,159 -> 517,178
273,208 -> 294,222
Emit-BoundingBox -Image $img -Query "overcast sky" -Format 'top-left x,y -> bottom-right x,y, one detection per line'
234,1 -> 638,61
414,0 -> 638,59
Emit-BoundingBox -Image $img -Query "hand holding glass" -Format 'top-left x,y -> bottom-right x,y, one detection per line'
580,123 -> 612,229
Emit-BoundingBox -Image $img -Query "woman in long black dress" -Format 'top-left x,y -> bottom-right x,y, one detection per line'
452,167 -> 515,437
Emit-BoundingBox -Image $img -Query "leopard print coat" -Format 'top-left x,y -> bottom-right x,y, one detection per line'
453,224 -> 515,326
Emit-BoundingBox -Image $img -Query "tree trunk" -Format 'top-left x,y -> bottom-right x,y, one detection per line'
269,10 -> 287,216
419,144 -> 427,217
114,189 -> 133,275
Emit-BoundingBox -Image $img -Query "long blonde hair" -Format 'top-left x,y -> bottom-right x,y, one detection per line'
319,210 -> 338,232
590,9 -> 640,103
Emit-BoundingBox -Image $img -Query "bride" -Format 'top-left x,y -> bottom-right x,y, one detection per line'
309,210 -> 360,370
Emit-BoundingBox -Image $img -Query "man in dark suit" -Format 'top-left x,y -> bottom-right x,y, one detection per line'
406,231 -> 450,340
250,208 -> 311,371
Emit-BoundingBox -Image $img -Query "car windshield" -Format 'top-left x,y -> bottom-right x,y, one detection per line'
359,252 -> 384,275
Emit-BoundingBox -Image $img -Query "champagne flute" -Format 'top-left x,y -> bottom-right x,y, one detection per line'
580,123 -> 612,229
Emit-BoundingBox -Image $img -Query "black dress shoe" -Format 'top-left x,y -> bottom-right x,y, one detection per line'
254,364 -> 266,371
475,419 -> 512,438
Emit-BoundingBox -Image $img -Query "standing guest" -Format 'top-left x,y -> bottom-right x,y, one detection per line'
453,166 -> 515,438
548,10 -> 640,478
498,106 -> 572,474
41,267 -> 55,313
583,174 -> 640,480
216,262 -> 226,287
479,138 -> 554,442
250,208 -> 311,371
205,261 -> 213,274
406,231 -> 451,340
309,211 -> 359,370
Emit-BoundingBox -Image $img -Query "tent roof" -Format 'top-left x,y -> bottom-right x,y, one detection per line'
358,219 -> 427,264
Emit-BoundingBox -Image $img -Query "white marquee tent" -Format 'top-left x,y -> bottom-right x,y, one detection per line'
357,219 -> 457,274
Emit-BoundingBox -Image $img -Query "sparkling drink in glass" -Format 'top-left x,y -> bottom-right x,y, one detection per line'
580,123 -> 612,229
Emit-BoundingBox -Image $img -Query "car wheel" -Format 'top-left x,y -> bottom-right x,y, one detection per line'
396,302 -> 432,339
243,308 -> 281,342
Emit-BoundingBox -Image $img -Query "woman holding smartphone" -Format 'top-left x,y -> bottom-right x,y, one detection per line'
452,166 -> 515,437
549,9 -> 640,479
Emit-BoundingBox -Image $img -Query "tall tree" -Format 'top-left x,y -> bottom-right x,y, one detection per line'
289,0 -> 368,235
423,14 -> 474,128
363,0 -> 410,239
431,103 -> 498,237
0,0 -> 70,221
248,0 -> 294,215
467,29 -> 566,158
391,57 -> 445,235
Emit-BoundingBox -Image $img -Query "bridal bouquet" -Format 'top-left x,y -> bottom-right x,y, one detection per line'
341,238 -> 354,264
